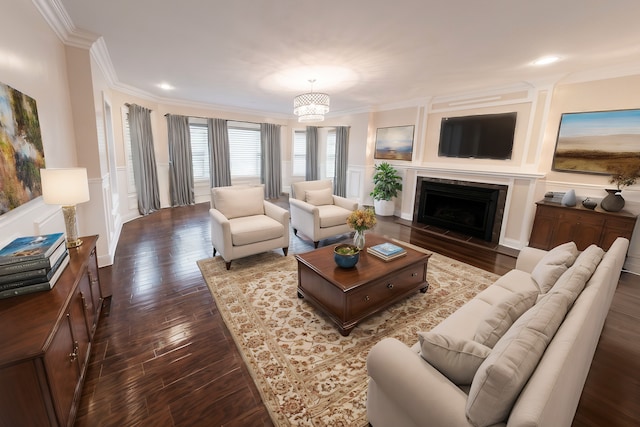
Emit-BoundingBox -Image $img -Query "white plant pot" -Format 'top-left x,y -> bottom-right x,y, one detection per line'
373,199 -> 395,216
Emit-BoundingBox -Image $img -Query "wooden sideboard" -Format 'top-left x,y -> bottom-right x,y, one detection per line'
529,201 -> 637,251
0,235 -> 105,427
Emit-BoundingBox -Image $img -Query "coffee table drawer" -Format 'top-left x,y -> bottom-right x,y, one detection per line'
347,263 -> 426,319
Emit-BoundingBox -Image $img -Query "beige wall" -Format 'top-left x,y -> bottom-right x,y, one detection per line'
0,0 -> 78,249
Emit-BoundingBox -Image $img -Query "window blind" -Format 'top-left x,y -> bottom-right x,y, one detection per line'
326,130 -> 336,179
293,130 -> 306,177
228,121 -> 261,178
189,123 -> 210,181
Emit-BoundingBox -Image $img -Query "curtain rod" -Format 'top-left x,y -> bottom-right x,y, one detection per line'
124,103 -> 153,112
163,115 -> 292,127
155,111 -> 348,128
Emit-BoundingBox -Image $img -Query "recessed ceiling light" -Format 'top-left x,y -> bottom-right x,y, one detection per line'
533,56 -> 560,66
158,83 -> 174,91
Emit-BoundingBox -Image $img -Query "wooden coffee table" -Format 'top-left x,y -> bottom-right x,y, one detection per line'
295,234 -> 431,336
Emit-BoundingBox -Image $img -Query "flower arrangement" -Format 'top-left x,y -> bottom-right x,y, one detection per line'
346,208 -> 377,232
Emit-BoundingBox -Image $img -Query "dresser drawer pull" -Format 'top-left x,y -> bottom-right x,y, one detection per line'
411,272 -> 418,277
364,295 -> 370,302
387,283 -> 394,289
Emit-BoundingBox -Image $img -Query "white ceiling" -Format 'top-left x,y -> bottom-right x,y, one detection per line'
58,0 -> 640,118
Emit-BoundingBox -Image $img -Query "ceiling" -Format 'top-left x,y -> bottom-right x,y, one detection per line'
57,0 -> 640,118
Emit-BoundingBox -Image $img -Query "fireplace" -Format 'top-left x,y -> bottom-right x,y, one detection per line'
413,177 -> 507,243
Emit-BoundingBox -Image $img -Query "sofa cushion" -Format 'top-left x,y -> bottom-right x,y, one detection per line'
543,244 -> 604,303
473,290 -> 538,348
475,270 -> 538,306
305,188 -> 334,206
531,242 -> 579,293
466,291 -> 573,427
418,332 -> 491,385
317,205 -> 351,228
229,215 -> 284,246
212,186 -> 264,219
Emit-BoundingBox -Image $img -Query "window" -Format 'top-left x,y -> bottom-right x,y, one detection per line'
326,129 -> 336,179
189,122 -> 209,181
228,121 -> 261,178
293,130 -> 306,176
121,106 -> 136,194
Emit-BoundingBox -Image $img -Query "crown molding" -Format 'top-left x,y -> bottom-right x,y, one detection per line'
32,0 -> 98,48
558,61 -> 640,85
90,37 -> 118,87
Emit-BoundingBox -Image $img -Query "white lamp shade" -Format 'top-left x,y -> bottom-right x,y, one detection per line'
41,168 -> 90,206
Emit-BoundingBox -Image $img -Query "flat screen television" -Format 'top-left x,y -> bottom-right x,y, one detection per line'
438,112 -> 517,160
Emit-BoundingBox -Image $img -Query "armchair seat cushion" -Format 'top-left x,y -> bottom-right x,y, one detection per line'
229,215 -> 285,246
318,205 -> 352,228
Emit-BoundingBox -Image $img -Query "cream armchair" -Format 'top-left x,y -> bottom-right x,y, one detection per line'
210,185 -> 289,269
289,180 -> 358,248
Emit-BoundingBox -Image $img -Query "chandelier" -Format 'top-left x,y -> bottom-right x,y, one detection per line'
293,79 -> 330,122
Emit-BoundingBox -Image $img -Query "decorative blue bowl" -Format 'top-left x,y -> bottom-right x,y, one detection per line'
334,244 -> 360,268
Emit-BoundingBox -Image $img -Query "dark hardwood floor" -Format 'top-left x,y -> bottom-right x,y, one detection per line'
75,201 -> 640,426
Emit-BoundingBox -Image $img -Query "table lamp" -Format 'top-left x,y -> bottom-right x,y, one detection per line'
40,168 -> 90,248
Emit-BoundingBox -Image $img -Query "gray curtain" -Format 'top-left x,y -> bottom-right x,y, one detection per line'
129,104 -> 160,215
261,123 -> 282,199
334,126 -> 350,197
167,114 -> 195,206
208,118 -> 231,187
305,126 -> 319,181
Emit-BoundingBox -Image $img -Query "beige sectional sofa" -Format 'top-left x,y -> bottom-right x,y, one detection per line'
366,237 -> 630,427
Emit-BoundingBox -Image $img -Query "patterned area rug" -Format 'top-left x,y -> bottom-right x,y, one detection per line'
197,247 -> 499,426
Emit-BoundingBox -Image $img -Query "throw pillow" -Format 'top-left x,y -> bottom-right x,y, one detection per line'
466,291 -> 573,427
547,244 -> 604,302
212,185 -> 265,219
418,332 -> 492,385
305,188 -> 334,206
531,241 -> 579,293
473,290 -> 538,348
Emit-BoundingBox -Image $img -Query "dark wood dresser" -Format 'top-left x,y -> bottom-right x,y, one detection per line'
0,235 -> 106,426
529,200 -> 638,251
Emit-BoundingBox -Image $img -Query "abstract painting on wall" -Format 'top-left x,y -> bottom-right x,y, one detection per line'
552,109 -> 640,175
374,125 -> 415,161
0,81 -> 45,215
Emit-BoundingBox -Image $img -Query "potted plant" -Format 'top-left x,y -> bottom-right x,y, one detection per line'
370,162 -> 403,216
333,243 -> 361,268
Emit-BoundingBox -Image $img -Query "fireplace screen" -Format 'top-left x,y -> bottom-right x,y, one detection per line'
416,180 -> 505,242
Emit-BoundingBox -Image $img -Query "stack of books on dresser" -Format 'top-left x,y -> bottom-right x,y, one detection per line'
0,233 -> 69,299
367,242 -> 407,261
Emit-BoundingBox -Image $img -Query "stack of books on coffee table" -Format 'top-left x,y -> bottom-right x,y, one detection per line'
0,233 -> 69,299
367,242 -> 407,261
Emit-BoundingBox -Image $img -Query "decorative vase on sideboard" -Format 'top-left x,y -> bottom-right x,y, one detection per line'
582,198 -> 597,210
600,189 -> 625,212
561,189 -> 576,206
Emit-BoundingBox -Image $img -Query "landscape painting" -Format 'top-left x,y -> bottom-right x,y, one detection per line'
374,125 -> 414,161
0,82 -> 45,215
552,109 -> 640,175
